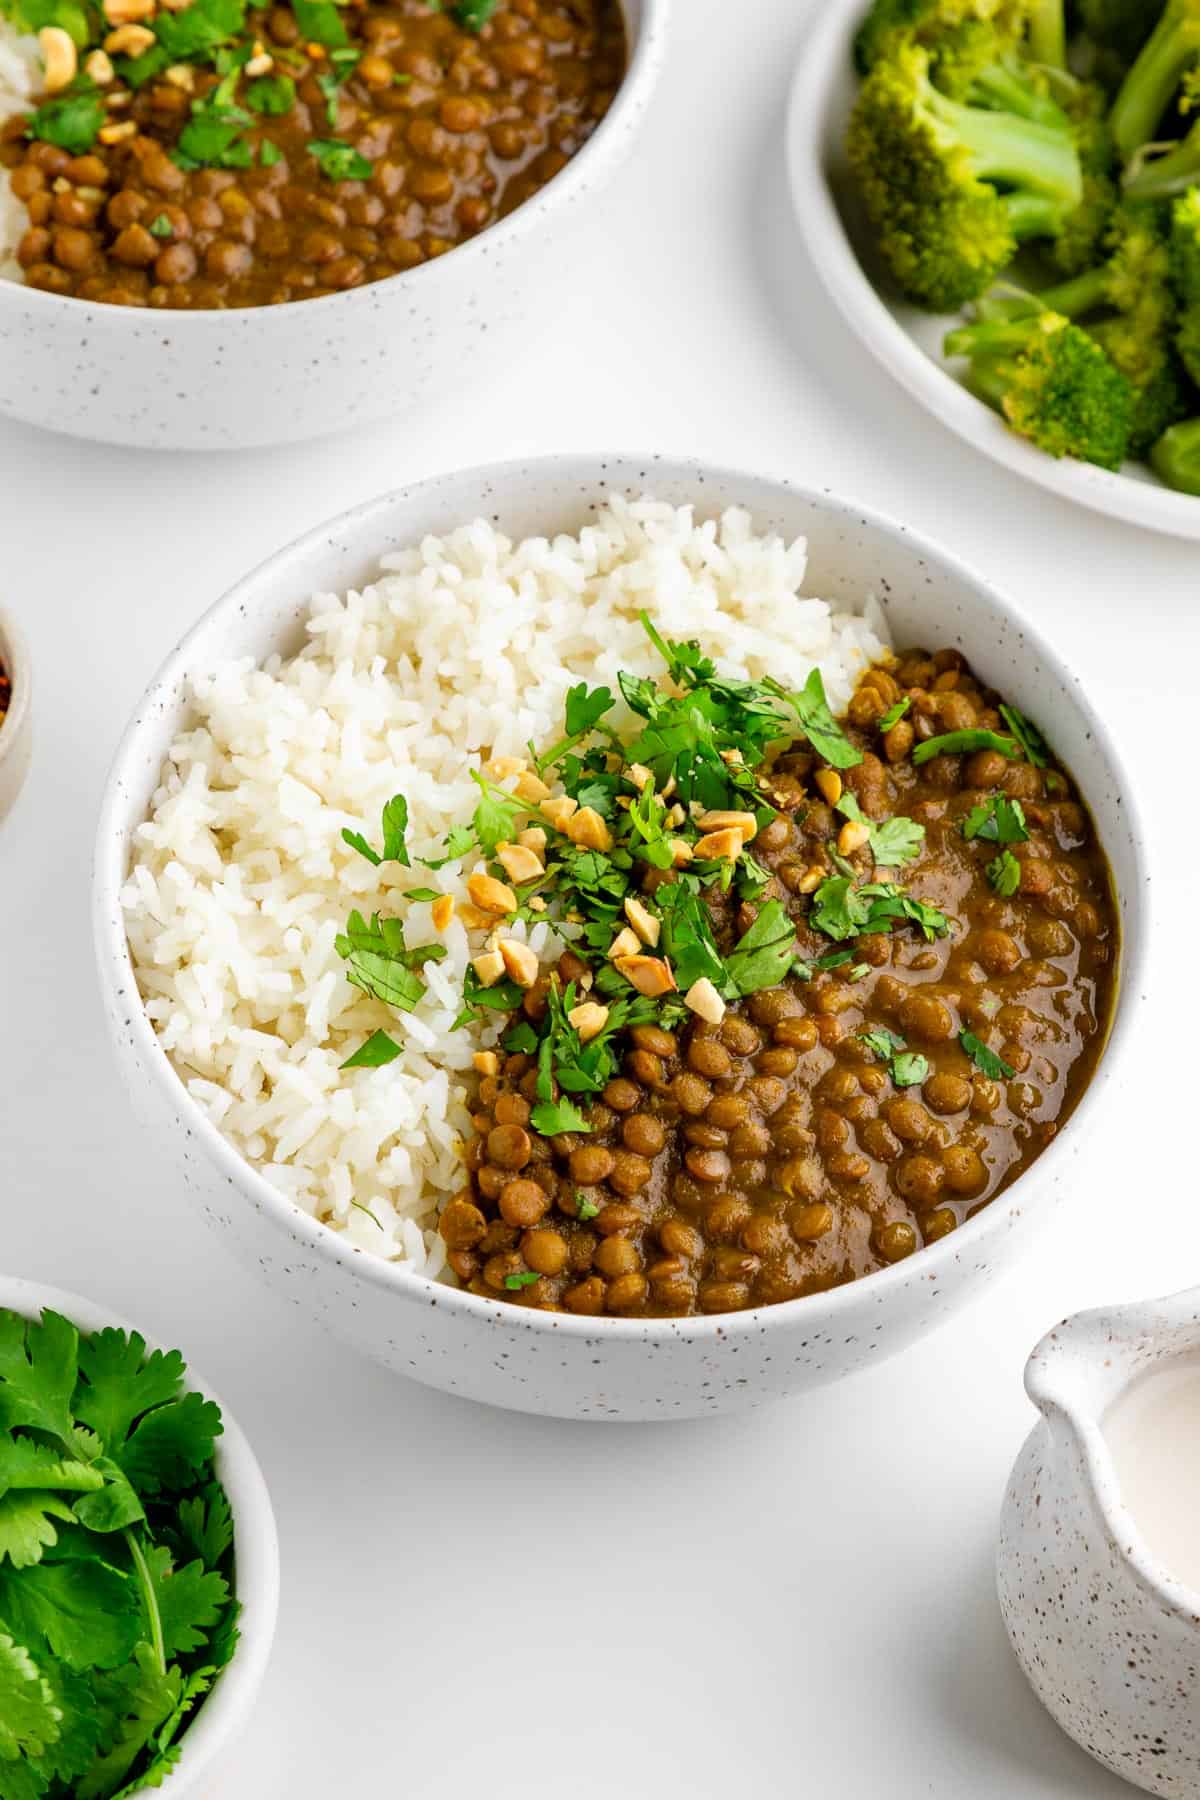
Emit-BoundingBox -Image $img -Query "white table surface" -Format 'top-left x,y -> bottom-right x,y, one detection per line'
1,1 -> 1195,1793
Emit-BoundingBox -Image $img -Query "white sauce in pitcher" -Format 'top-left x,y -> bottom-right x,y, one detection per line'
1104,1357 -> 1200,1595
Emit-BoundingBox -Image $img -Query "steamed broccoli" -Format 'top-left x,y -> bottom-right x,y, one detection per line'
943,310 -> 1134,464
1075,0 -> 1160,68
854,0 -> 1068,110
847,41 -> 1084,309
1124,112 -> 1200,197
1109,0 -> 1200,159
1171,187 -> 1200,381
1047,70 -> 1120,269
1150,415 -> 1200,487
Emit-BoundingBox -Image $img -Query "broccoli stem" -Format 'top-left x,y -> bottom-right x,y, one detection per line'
1150,417 -> 1200,490
1109,2 -> 1200,159
1036,266 -> 1111,315
961,356 -> 1016,410
1027,0 -> 1068,70
1004,190 -> 1077,238
944,318 -> 1047,358
970,56 -> 1069,127
1123,125 -> 1200,198
929,86 -> 1083,204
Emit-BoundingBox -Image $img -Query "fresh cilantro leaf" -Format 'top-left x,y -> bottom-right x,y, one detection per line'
26,90 -> 104,155
809,876 -> 866,941
8,0 -> 90,44
292,0 -> 348,44
0,1630 -> 60,1763
307,137 -> 372,181
565,683 -> 615,736
74,1332 -> 184,1456
912,730 -> 1021,766
810,877 -> 950,943
735,853 -> 771,899
315,56 -> 358,125
0,1491 -> 76,1569
999,703 -> 1049,768
657,882 -> 725,992
340,1030 -> 403,1070
836,793 -> 924,865
0,1439 -> 102,1498
404,887 -> 440,903
173,1486 -> 233,1573
421,822 -> 475,870
139,1545 -> 229,1659
341,794 -> 410,868
454,0 -> 497,26
892,1052 -> 929,1085
877,696 -> 911,731
859,1027 -> 904,1059
0,1557 -> 141,1670
0,1311 -> 78,1442
453,966 -> 523,1030
154,0 -> 246,61
468,771 -> 529,855
503,1271 -> 540,1291
335,912 -> 431,1011
259,139 -> 281,166
502,1019 -> 538,1054
529,1097 -> 591,1136
858,1028 -> 929,1088
574,1192 -> 600,1222
116,1391 -> 222,1498
70,1461 -> 145,1534
723,900 -> 797,997
173,98 -> 252,172
116,42 -> 171,85
75,1646 -> 181,1800
244,72 -> 296,114
959,1030 -> 1015,1080
987,850 -> 1021,896
961,795 -> 1028,845
147,213 -> 173,239
767,667 -> 862,770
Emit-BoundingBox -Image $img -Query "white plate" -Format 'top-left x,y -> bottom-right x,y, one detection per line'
786,1 -> 1200,541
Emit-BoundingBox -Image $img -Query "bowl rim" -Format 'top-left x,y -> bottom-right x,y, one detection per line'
0,1274 -> 280,1798
0,605 -> 32,762
785,0 -> 1200,543
93,449 -> 1150,1347
0,0 -> 667,329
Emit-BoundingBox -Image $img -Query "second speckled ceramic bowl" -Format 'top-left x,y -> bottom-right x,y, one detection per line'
0,0 -> 666,451
93,452 -> 1148,1420
999,1289 -> 1200,1797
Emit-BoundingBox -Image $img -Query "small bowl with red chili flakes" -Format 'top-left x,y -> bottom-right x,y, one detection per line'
0,0 -> 666,449
0,605 -> 32,826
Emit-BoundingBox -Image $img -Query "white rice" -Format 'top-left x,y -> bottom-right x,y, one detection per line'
122,497 -> 890,1273
0,22 -> 41,282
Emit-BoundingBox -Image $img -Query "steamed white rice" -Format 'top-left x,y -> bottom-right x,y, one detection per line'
0,23 -> 41,282
122,497 -> 890,1273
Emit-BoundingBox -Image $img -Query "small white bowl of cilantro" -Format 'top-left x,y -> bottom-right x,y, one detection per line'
0,1276 -> 279,1799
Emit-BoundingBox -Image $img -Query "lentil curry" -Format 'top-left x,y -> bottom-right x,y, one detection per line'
1,0 -> 625,308
336,619 -> 1117,1319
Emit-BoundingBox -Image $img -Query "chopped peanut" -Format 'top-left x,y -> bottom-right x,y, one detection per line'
540,795 -> 578,831
514,770 -> 551,804
608,926 -> 641,960
623,895 -> 660,948
104,21 -> 155,52
244,47 -> 273,74
696,810 -> 758,843
472,949 -> 505,988
431,894 -> 454,931
566,806 -> 612,852
496,841 -> 544,884
669,838 -> 694,866
498,939 -> 539,988
164,61 -> 195,89
98,118 -> 137,142
472,1051 -> 499,1076
693,827 -> 743,862
796,866 -> 824,895
684,977 -> 726,1025
84,47 -> 114,81
458,903 -> 495,930
490,754 -> 527,780
467,871 -> 517,915
837,820 -> 871,856
38,26 -> 77,91
567,1001 -> 609,1043
614,954 -> 677,998
627,763 -> 653,791
814,769 -> 843,806
518,826 -> 547,856
101,0 -> 156,22
529,896 -> 547,912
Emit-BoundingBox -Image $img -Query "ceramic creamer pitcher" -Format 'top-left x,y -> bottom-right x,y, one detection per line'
998,1288 -> 1200,1797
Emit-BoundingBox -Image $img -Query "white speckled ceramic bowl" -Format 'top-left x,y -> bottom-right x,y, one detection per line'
0,606 -> 32,827
93,452 -> 1149,1420
0,1275 -> 279,1798
0,0 -> 666,451
998,1288 -> 1200,1797
786,1 -> 1200,540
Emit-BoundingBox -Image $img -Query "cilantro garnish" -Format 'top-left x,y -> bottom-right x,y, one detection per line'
529,1096 -> 590,1136
859,1027 -> 929,1087
259,140 -> 282,166
769,667 -> 864,771
0,1307 -> 239,1799
334,911 -> 445,1011
244,73 -> 296,115
912,730 -> 1021,767
173,76 -> 253,170
723,900 -> 797,998
147,212 -> 173,239
836,792 -> 924,866
877,696 -> 911,731
454,0 -> 497,26
961,795 -> 1028,845
315,50 -> 359,125
987,849 -> 1022,896
959,1030 -> 1015,1080
999,703 -> 1050,769
342,795 -> 411,868
292,0 -> 348,45
504,1271 -> 540,1290
575,1192 -> 600,1222
340,1029 -> 403,1069
810,876 -> 950,943
26,89 -> 104,154
155,0 -> 246,62
307,137 -> 372,181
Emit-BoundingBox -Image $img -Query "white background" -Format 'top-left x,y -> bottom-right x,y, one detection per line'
1,1 -> 1196,1794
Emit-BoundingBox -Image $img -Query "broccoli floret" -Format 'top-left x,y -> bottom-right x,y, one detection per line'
855,0 -> 1035,77
847,41 -> 1084,309
1150,415 -> 1200,487
1047,72 -> 1119,272
1170,186 -> 1200,381
1109,0 -> 1200,160
944,310 -> 1134,465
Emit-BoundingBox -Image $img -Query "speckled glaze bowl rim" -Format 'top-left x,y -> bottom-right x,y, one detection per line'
93,450 -> 1150,1347
0,1274 -> 280,1798
1024,1288 -> 1200,1628
0,0 -> 667,329
0,604 -> 31,768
